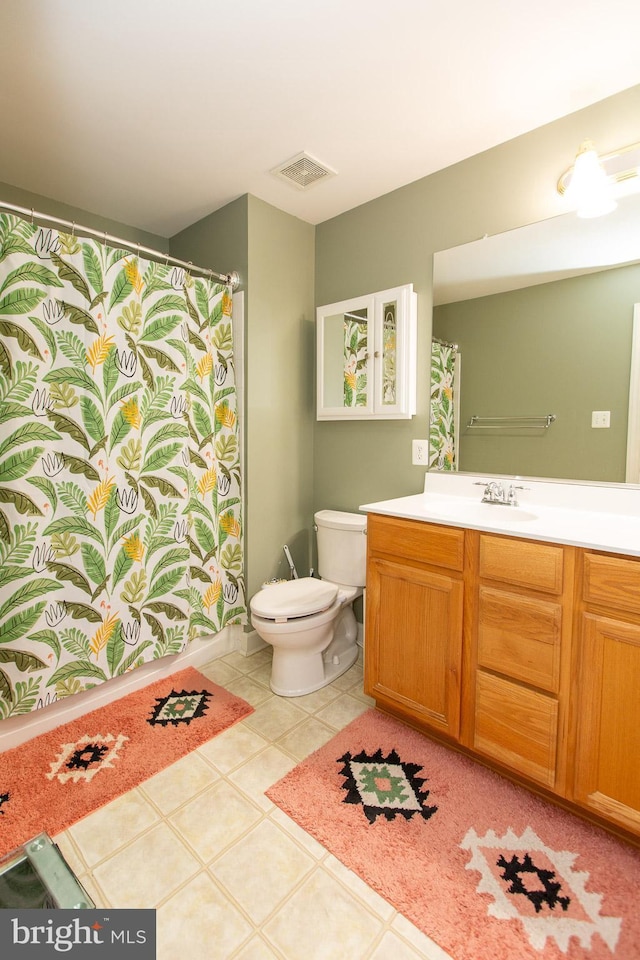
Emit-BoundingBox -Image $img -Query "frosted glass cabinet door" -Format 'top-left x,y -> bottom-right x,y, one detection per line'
316,284 -> 417,420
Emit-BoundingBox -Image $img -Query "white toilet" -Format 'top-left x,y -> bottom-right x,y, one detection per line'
249,510 -> 367,696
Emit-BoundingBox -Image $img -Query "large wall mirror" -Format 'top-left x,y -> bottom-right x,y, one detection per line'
431,191 -> 640,485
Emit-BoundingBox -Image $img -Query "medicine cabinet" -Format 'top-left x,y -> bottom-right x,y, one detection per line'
316,283 -> 417,420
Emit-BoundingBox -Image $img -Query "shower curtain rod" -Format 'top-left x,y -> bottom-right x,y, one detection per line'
432,335 -> 459,351
0,200 -> 239,289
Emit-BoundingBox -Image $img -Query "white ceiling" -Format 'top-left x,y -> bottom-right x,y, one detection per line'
2,0 -> 640,238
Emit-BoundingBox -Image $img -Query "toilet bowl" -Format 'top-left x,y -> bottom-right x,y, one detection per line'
249,511 -> 366,697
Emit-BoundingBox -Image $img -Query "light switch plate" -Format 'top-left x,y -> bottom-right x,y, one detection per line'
591,411 -> 611,428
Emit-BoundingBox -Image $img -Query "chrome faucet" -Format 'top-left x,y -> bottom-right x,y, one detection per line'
474,480 -> 529,507
483,481 -> 507,504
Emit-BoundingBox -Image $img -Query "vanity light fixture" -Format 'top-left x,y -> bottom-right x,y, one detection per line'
557,139 -> 640,218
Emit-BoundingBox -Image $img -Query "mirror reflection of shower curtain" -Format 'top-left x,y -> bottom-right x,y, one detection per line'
429,340 -> 460,471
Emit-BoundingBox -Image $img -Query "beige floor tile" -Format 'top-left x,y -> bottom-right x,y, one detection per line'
262,867 -> 383,960
197,723 -> 270,774
170,780 -> 262,861
228,745 -> 297,811
245,661 -> 273,688
369,930 -> 429,959
391,914 -> 453,960
223,650 -> 269,675
198,659 -> 242,687
246,648 -> 274,668
268,808 -> 328,861
286,683 -> 342,714
324,853 -> 395,921
211,819 -> 314,925
92,822 -> 200,907
244,697 -> 307,740
231,935 -> 282,959
330,663 -> 364,691
350,686 -> 377,706
226,674 -> 274,707
156,871 -> 253,960
276,716 -> 336,761
139,750 -> 219,814
315,692 -> 370,729
68,788 -> 160,867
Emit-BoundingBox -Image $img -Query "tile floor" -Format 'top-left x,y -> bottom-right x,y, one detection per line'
53,648 -> 454,960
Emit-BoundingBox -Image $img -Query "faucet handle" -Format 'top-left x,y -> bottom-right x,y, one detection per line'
506,483 -> 529,506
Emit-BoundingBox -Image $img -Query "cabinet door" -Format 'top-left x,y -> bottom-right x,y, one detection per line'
316,284 -> 416,420
316,293 -> 374,417
573,614 -> 640,834
371,285 -> 417,418
365,556 -> 463,738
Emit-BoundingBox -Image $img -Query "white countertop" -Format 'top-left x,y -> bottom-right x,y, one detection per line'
359,473 -> 640,557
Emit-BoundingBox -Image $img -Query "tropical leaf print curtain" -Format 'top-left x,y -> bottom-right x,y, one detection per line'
429,340 -> 458,471
0,214 -> 244,718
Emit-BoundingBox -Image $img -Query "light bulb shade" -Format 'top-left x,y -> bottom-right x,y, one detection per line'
564,144 -> 617,218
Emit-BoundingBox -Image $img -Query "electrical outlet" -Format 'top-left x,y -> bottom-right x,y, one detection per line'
591,410 -> 611,428
412,439 -> 429,465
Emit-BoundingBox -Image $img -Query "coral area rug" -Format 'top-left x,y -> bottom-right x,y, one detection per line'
0,667 -> 252,857
266,709 -> 640,960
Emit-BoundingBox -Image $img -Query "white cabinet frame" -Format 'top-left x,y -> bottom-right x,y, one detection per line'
316,283 -> 417,420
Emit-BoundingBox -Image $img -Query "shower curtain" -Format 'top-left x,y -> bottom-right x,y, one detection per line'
429,340 -> 459,471
0,214 -> 245,718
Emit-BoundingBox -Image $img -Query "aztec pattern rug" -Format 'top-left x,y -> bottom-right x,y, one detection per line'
266,708 -> 640,960
0,667 -> 252,857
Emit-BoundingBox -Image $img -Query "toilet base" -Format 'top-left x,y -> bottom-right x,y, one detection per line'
270,604 -> 359,697
270,641 -> 358,697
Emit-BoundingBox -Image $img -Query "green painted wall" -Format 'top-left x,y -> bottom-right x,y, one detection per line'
313,84 -> 640,512
245,196 -> 315,595
170,195 -> 249,292
0,180 -> 166,250
171,195 -> 315,599
434,263 -> 640,482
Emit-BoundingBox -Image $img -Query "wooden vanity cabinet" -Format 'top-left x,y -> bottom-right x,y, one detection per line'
472,534 -> 574,792
364,514 -> 464,739
364,513 -> 640,840
572,552 -> 640,835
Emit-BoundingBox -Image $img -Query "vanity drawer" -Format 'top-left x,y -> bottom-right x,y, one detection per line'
477,586 -> 561,692
583,552 -> 640,614
479,534 -> 563,594
367,514 -> 464,572
474,670 -> 558,788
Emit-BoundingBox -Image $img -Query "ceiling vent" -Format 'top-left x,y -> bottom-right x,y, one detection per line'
271,152 -> 336,191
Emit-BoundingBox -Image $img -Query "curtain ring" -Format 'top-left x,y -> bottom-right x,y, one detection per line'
30,208 -> 35,225
103,230 -> 108,248
137,242 -> 141,262
71,221 -> 75,238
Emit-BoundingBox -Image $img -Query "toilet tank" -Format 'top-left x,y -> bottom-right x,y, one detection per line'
314,510 -> 367,587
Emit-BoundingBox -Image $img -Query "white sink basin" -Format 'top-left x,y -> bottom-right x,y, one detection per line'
424,499 -> 538,525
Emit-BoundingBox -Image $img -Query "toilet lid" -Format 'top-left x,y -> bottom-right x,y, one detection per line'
250,577 -> 338,620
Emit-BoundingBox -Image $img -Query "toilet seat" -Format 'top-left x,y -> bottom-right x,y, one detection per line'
249,577 -> 338,623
